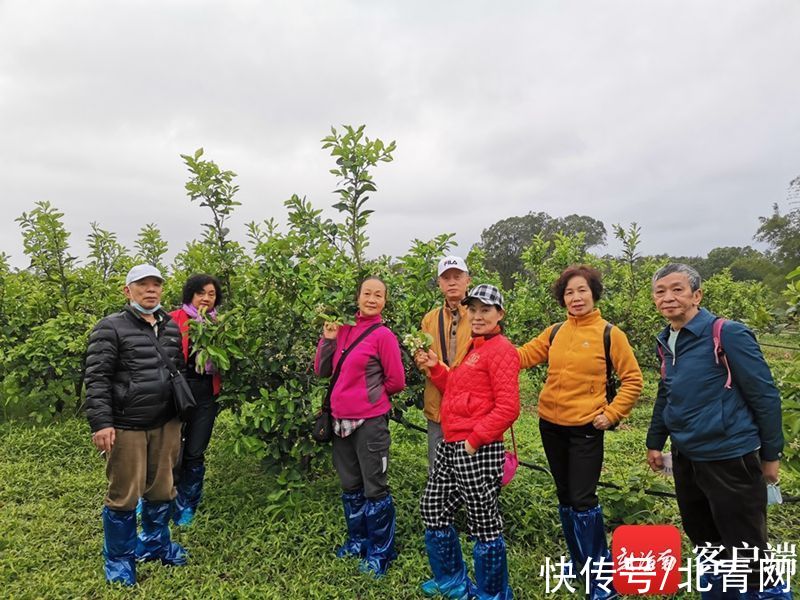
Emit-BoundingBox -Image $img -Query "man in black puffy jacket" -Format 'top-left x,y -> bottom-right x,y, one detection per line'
85,264 -> 187,586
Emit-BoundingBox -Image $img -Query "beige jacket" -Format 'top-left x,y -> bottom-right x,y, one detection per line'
420,303 -> 473,422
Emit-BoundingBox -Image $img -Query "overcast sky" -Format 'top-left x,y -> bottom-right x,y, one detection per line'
2,1 -> 800,269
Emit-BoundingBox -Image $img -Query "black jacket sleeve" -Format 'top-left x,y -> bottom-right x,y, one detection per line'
84,317 -> 119,432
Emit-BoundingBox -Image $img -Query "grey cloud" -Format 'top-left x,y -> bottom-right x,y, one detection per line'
2,1 -> 799,267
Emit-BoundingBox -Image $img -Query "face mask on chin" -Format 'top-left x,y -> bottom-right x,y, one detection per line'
131,301 -> 161,315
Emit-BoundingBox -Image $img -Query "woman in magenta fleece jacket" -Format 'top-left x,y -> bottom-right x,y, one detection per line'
313,276 -> 405,577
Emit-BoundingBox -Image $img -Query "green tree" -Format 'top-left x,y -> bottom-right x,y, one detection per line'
4,205 -> 107,419
202,194 -> 358,482
321,125 -> 396,270
611,223 -> 642,303
479,211 -> 606,288
134,223 -> 169,272
595,225 -> 663,365
87,222 -> 130,282
755,203 -> 800,271
559,214 -> 608,246
15,201 -> 76,308
702,269 -> 774,331
1,309 -> 96,418
181,148 -> 243,291
698,245 -> 778,283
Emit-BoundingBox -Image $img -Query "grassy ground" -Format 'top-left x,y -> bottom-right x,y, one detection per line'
1,385 -> 798,599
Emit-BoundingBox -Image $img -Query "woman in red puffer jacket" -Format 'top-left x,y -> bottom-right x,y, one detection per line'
415,283 -> 519,600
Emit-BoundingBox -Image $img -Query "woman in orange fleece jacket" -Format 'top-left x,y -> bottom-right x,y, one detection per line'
518,265 -> 642,600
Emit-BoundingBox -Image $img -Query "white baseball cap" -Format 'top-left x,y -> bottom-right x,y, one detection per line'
437,255 -> 469,277
125,264 -> 164,286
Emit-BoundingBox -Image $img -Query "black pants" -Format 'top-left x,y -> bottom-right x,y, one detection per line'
332,414 -> 390,500
179,377 -> 220,472
539,418 -> 604,512
672,449 -> 767,590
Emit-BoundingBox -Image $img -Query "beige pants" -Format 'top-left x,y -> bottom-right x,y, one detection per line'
104,419 -> 182,511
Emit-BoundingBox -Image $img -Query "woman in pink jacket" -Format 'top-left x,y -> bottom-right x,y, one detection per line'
314,276 -> 406,577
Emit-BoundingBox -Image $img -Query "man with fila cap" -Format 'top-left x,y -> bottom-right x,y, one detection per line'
84,264 -> 187,586
418,255 -> 473,470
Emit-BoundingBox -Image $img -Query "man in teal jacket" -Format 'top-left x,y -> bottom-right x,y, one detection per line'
646,263 -> 790,600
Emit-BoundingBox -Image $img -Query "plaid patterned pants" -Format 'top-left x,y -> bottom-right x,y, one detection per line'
419,440 -> 505,542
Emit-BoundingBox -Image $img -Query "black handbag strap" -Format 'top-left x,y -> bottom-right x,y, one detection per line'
438,308 -> 449,366
142,322 -> 181,378
322,323 -> 383,412
603,322 -> 615,402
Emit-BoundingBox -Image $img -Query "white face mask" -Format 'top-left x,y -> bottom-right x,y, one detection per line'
131,301 -> 161,315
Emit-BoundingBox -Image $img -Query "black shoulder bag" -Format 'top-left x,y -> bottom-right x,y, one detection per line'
144,325 -> 197,421
312,323 -> 383,443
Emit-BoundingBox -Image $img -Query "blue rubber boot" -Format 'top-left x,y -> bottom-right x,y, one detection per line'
572,505 -> 617,600
420,526 -> 470,599
739,583 -> 793,599
358,494 -> 397,577
472,536 -> 513,600
558,505 -> 581,577
336,489 -> 368,558
136,499 -> 188,566
102,507 -> 137,586
173,464 -> 205,527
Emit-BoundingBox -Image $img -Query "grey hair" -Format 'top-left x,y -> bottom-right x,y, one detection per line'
652,263 -> 702,292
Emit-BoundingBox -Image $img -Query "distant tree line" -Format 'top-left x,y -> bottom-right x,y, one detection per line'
477,202 -> 800,301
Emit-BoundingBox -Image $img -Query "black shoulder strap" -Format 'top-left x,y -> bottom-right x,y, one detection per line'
323,323 -> 383,411
603,322 -> 619,407
142,322 -> 180,377
438,308 -> 449,366
549,322 -> 564,345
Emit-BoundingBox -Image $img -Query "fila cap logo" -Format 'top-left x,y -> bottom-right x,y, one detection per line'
437,255 -> 468,277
